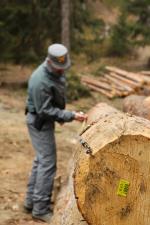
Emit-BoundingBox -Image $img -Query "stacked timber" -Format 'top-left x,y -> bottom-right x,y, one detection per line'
52,103 -> 150,225
81,66 -> 150,98
123,95 -> 150,120
141,71 -> 150,76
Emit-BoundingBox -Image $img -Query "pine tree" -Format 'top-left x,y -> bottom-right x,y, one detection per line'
108,13 -> 130,57
108,0 -> 150,57
0,0 -> 61,63
61,0 -> 70,50
127,0 -> 150,45
0,0 -> 92,63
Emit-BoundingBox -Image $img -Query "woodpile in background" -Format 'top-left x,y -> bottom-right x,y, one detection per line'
82,66 -> 150,98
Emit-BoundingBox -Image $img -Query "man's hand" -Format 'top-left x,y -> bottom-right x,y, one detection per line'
74,112 -> 88,122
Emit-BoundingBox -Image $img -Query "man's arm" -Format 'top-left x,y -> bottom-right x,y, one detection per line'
34,87 -> 87,123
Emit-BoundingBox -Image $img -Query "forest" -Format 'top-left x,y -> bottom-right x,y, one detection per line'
0,0 -> 150,64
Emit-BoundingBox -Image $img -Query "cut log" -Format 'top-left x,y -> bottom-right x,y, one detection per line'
123,95 -> 150,120
141,71 -> 150,76
52,103 -> 150,225
82,76 -> 113,91
139,74 -> 150,84
81,71 -> 143,98
98,77 -> 111,84
104,74 -> 134,92
106,66 -> 144,84
74,103 -> 150,225
109,72 -> 141,89
83,83 -> 115,98
99,76 -> 130,93
82,77 -> 128,97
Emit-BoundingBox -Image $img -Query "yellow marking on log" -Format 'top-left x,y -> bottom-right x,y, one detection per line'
117,179 -> 130,197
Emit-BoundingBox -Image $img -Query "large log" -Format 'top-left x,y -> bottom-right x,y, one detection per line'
52,103 -> 150,225
123,95 -> 150,120
75,103 -> 150,225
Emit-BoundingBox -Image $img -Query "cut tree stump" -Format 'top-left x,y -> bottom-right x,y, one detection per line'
123,95 -> 150,120
53,103 -> 150,225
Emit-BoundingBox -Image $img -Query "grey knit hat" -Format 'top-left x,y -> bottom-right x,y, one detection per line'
48,43 -> 71,70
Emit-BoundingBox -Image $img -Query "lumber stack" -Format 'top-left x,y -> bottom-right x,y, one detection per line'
52,103 -> 150,225
81,66 -> 150,98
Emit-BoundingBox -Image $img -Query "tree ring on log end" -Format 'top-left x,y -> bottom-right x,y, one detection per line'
74,135 -> 150,225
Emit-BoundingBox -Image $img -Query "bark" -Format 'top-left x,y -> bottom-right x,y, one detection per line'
61,0 -> 70,50
123,95 -> 150,120
52,103 -> 150,225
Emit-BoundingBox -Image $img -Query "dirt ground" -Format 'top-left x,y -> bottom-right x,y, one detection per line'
0,85 -> 123,225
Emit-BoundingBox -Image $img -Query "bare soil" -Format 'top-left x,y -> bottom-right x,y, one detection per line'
0,87 -> 81,225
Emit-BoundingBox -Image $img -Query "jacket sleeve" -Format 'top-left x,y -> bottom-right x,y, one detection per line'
34,86 -> 75,123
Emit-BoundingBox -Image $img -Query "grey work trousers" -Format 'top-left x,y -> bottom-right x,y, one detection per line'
25,113 -> 56,216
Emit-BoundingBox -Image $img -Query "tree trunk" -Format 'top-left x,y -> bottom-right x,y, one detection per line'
61,0 -> 70,50
123,95 -> 150,120
52,103 -> 150,225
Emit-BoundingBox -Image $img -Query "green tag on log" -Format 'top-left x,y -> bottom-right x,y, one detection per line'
117,179 -> 129,197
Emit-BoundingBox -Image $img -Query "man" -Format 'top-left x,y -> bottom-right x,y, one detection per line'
24,43 -> 87,223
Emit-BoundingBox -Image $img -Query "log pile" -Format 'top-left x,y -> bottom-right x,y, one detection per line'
52,103 -> 150,225
81,66 -> 150,98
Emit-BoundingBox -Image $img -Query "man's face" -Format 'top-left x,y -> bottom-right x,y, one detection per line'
47,59 -> 65,75
51,67 -> 65,75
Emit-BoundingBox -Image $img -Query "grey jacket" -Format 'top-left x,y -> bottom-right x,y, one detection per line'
26,62 -> 75,123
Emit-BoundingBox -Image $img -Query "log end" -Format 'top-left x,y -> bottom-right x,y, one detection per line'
74,135 -> 150,225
